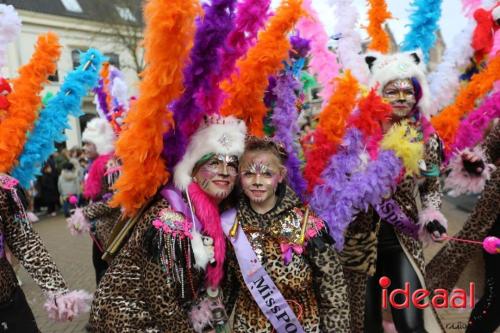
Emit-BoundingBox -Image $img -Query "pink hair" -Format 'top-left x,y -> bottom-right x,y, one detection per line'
83,153 -> 112,200
187,182 -> 226,288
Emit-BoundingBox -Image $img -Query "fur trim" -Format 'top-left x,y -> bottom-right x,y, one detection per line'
191,230 -> 211,270
43,290 -> 92,321
27,211 -> 39,223
83,153 -> 112,200
444,147 -> 496,196
81,118 -> 116,155
418,207 -> 448,243
173,116 -> 246,191
67,208 -> 91,236
365,50 -> 432,117
189,298 -> 214,333
187,182 -> 226,288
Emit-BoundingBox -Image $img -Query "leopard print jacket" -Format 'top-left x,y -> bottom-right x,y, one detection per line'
340,132 -> 444,332
89,197 -> 203,333
226,187 -> 350,333
426,123 -> 500,291
0,175 -> 68,303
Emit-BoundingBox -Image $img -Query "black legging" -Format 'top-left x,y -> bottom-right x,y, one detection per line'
466,216 -> 500,333
92,241 -> 108,286
364,222 -> 427,333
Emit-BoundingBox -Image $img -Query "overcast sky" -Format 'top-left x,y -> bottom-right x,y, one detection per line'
269,0 -> 474,47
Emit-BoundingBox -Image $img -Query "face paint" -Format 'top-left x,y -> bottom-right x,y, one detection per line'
382,79 -> 416,118
239,151 -> 285,213
193,154 -> 238,202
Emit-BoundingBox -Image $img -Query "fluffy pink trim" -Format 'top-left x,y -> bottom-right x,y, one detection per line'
188,182 -> 225,288
43,290 -> 92,321
67,208 -> 91,236
83,153 -> 112,200
418,207 -> 448,243
27,211 -> 39,223
444,147 -> 496,196
189,298 -> 214,333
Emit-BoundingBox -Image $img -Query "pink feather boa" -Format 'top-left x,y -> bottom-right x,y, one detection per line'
83,153 -> 112,200
444,146 -> 496,196
43,290 -> 92,321
418,207 -> 448,244
187,182 -> 226,288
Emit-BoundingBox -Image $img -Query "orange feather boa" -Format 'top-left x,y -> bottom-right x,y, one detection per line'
304,71 -> 359,192
220,0 -> 304,136
367,0 -> 392,53
110,0 -> 199,216
431,54 -> 500,150
0,33 -> 61,172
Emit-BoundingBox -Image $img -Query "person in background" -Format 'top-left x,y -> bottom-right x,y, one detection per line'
58,162 -> 81,217
39,161 -> 59,217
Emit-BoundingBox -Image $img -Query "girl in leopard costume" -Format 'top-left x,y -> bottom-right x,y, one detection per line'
225,137 -> 350,333
67,117 -> 121,285
426,122 -> 499,333
0,174 -> 92,331
340,52 -> 447,333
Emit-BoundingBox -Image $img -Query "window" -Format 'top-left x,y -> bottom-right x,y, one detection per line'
115,6 -> 136,22
61,0 -> 83,13
71,48 -> 88,69
104,53 -> 120,69
48,70 -> 59,82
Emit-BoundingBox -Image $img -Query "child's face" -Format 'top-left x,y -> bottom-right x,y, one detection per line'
239,150 -> 285,206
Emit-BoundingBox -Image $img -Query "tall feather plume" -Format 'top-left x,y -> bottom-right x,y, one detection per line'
12,49 -> 104,188
0,33 -> 61,173
303,71 -> 359,192
110,0 -> 200,216
220,0 -> 305,136
162,0 -> 236,170
366,0 -> 392,53
0,4 -> 21,67
431,55 -> 500,152
400,0 -> 443,62
296,0 -> 341,106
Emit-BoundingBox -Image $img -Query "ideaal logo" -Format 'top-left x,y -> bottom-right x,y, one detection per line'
379,276 -> 475,309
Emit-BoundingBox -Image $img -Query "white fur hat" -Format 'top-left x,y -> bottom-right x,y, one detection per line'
82,117 -> 116,155
173,116 -> 247,191
364,50 -> 432,117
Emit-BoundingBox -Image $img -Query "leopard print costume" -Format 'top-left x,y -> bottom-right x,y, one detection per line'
89,197 -> 204,333
0,175 -> 68,304
226,187 -> 350,333
426,123 -> 500,291
340,132 -> 446,332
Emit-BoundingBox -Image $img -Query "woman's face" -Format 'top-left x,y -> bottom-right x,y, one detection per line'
193,154 -> 238,203
83,142 -> 98,160
382,78 -> 416,119
239,150 -> 285,208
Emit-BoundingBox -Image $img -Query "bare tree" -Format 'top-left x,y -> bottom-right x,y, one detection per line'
93,0 -> 144,76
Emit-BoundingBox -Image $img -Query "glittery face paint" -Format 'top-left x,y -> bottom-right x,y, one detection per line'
193,154 -> 238,202
239,151 -> 285,212
382,79 -> 416,118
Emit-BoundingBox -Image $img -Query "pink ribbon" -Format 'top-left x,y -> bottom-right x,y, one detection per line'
280,243 -> 304,265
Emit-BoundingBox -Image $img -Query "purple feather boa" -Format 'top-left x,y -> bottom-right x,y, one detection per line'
162,0 -> 236,168
271,72 -> 307,200
93,79 -> 111,121
310,128 -> 403,249
289,34 -> 311,59
451,90 -> 500,158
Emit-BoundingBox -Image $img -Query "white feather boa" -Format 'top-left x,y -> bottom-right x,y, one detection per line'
0,4 -> 22,67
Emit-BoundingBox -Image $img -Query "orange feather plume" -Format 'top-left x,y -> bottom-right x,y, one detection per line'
431,54 -> 500,151
304,71 -> 359,192
101,62 -> 112,111
366,0 -> 392,53
0,33 -> 61,172
220,0 -> 304,137
110,0 -> 199,216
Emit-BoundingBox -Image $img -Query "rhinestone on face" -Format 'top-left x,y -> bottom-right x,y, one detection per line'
218,133 -> 231,149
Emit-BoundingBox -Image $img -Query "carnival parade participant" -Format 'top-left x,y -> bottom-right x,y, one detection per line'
427,122 -> 499,333
339,51 -> 448,333
67,117 -> 121,285
223,136 -> 350,333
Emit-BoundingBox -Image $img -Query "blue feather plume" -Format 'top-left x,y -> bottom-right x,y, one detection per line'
12,49 -> 104,188
400,0 -> 443,63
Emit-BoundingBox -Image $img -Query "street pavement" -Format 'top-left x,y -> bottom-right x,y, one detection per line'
16,197 -> 497,333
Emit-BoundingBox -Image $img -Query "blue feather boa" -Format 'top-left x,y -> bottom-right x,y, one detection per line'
12,49 -> 104,188
400,0 -> 443,63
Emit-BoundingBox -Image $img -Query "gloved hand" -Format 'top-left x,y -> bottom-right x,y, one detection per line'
425,220 -> 447,241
